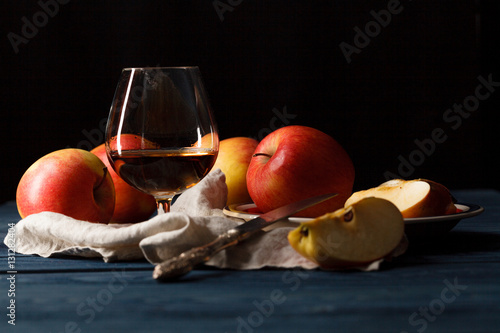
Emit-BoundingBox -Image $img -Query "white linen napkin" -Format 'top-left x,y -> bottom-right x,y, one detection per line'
3,169 -> 405,271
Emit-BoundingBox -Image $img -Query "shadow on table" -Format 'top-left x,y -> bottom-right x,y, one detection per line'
158,267 -> 234,283
407,230 -> 500,254
387,230 -> 500,268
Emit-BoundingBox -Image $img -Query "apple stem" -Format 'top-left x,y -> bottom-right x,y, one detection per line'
252,153 -> 272,158
95,167 -> 109,190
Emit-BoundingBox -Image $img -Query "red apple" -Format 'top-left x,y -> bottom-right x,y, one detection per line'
91,141 -> 157,224
16,148 -> 115,223
210,137 -> 258,205
246,125 -> 355,217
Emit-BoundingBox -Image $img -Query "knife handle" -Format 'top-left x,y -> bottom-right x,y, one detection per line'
153,227 -> 248,281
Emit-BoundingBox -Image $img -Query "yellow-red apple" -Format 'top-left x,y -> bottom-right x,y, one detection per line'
288,197 -> 405,269
210,137 -> 258,205
192,133 -> 219,150
345,179 -> 456,218
246,125 -> 355,217
91,142 -> 157,224
16,148 -> 115,223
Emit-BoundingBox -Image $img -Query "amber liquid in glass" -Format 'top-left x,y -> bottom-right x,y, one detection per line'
109,149 -> 217,197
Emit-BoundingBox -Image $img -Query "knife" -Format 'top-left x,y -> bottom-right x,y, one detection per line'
153,192 -> 337,281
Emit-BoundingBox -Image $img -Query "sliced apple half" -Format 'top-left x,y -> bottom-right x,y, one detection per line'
345,179 -> 456,218
288,197 -> 405,269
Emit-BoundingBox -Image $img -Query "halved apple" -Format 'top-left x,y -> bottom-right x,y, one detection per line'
288,197 -> 405,269
345,179 -> 456,218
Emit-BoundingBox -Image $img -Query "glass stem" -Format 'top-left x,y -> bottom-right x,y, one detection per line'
156,198 -> 173,214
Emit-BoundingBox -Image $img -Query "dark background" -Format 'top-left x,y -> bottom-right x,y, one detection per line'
1,0 -> 499,204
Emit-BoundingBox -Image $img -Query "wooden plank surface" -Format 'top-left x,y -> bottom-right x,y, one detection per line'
1,190 -> 499,333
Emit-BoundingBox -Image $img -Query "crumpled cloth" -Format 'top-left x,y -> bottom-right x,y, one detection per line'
3,169 -> 405,271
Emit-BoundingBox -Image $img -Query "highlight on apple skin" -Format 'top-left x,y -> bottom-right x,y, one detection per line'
288,197 -> 405,269
345,178 -> 457,218
246,125 -> 355,218
16,148 -> 115,224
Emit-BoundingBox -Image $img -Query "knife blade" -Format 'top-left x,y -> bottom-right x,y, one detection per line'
153,192 -> 337,281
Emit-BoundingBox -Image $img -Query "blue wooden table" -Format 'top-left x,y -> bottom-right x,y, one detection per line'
1,190 -> 499,333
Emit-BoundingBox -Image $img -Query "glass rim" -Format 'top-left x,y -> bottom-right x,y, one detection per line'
121,66 -> 199,71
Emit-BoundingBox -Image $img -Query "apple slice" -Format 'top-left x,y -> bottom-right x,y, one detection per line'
344,179 -> 456,218
288,197 -> 405,269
